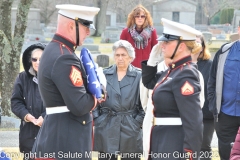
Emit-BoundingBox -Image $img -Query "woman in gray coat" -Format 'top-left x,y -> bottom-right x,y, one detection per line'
93,40 -> 145,160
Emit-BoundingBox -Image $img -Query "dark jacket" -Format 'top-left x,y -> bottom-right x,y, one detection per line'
230,127 -> 240,160
120,28 -> 158,68
11,43 -> 46,152
142,56 -> 203,160
93,64 -> 145,154
32,34 -> 96,160
207,41 -> 235,120
197,59 -> 213,119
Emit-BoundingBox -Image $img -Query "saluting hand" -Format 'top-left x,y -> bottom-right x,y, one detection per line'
147,42 -> 163,66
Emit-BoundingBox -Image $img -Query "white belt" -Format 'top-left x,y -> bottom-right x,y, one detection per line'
153,117 -> 182,125
46,106 -> 70,115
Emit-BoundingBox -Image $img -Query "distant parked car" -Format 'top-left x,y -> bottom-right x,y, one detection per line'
101,27 -> 121,43
44,32 -> 55,41
22,34 -> 47,54
216,34 -> 226,40
25,34 -> 47,43
202,32 -> 213,44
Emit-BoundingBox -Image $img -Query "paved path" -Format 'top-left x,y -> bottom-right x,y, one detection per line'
0,131 -> 19,147
0,130 -> 218,148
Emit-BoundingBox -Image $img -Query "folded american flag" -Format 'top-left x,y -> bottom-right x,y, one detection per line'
80,48 -> 103,100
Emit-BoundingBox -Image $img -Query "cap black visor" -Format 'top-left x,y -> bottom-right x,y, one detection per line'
157,33 -> 181,41
77,18 -> 92,28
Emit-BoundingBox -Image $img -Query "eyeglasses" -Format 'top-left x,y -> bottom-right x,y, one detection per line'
31,57 -> 40,62
135,15 -> 146,19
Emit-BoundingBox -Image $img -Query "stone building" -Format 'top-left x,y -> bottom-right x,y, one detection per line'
11,8 -> 42,34
232,10 -> 240,32
152,0 -> 198,35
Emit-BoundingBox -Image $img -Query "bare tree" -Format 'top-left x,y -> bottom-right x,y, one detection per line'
93,0 -> 110,37
0,0 -> 33,116
108,0 -> 154,24
24,0 -> 154,37
32,0 -> 57,25
203,0 -> 240,23
30,0 -> 93,27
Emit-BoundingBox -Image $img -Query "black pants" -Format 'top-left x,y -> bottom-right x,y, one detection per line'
215,111 -> 240,160
200,119 -> 215,160
23,155 -> 34,160
22,151 -> 34,160
98,152 -> 140,160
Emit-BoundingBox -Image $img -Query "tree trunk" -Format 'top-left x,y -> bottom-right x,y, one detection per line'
0,0 -> 33,116
93,0 -> 109,37
0,0 -> 14,116
13,0 -> 33,55
0,31 -> 13,116
0,0 -> 14,41
33,0 -> 57,26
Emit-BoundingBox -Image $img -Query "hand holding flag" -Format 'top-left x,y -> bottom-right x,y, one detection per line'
80,48 -> 107,102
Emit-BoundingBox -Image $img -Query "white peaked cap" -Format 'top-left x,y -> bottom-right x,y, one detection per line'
158,18 -> 202,41
56,4 -> 100,22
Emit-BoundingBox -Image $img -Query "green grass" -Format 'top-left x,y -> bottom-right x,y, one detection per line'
0,128 -> 19,131
91,36 -> 101,44
89,36 -> 113,54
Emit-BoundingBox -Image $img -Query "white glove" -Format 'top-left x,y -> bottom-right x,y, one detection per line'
95,63 -> 107,90
147,42 -> 163,66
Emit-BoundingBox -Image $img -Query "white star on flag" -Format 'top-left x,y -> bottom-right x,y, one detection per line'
87,61 -> 94,69
92,81 -> 100,88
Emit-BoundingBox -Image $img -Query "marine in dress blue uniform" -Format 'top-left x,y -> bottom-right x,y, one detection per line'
32,4 -> 100,160
142,18 -> 203,160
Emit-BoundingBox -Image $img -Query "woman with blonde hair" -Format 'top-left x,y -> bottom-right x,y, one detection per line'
192,35 -> 213,160
142,18 -> 203,160
120,4 -> 158,68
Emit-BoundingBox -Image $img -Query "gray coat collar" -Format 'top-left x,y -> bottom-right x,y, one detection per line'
104,64 -> 137,77
104,64 -> 138,95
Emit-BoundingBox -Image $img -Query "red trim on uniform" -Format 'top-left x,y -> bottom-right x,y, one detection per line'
91,99 -> 96,151
184,148 -> 193,160
149,70 -> 173,160
152,70 -> 172,104
90,95 -> 97,111
147,125 -> 154,160
55,33 -> 76,46
59,43 -> 63,54
66,47 -> 72,54
52,39 -> 73,54
171,61 -> 192,71
35,158 -> 55,160
91,113 -> 94,150
187,62 -> 192,69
